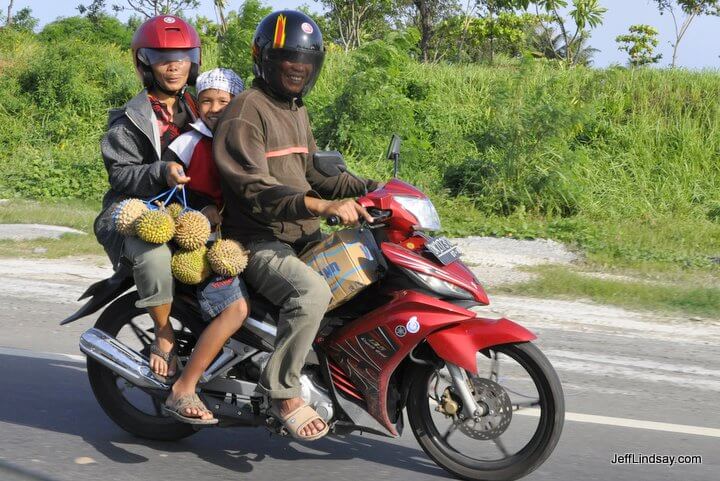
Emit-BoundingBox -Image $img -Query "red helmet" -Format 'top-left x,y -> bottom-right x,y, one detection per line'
131,15 -> 202,89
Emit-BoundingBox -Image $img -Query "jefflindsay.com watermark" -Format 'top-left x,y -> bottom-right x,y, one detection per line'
611,453 -> 702,467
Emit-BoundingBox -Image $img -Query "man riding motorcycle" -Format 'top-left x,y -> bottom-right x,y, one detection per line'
213,10 -> 378,441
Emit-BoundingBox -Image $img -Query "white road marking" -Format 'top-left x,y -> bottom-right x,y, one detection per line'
516,409 -> 720,438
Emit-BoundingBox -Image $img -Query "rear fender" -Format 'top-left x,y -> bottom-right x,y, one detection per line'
60,270 -> 133,325
426,317 -> 536,374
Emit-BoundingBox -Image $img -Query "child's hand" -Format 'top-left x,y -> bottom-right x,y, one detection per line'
166,162 -> 191,189
201,205 -> 223,227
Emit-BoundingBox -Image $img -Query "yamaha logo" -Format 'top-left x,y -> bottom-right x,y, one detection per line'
394,325 -> 407,338
163,17 -> 176,23
301,22 -> 314,34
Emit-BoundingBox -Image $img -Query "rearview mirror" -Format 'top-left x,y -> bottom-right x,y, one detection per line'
313,151 -> 347,177
386,134 -> 401,160
386,134 -> 401,178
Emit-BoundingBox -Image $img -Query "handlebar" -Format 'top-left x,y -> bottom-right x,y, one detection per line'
324,208 -> 392,228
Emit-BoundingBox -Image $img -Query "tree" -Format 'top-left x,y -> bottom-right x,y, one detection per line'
6,7 -> 38,32
616,24 -> 662,67
214,0 -> 228,36
218,0 -> 271,77
534,0 -> 606,66
77,0 -> 109,24
321,0 -> 395,51
5,0 -> 13,26
530,23 -> 597,65
409,0 -> 460,62
112,0 -> 200,19
473,0 -> 530,63
653,0 -> 720,68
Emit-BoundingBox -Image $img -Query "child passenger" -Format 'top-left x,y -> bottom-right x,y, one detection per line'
161,68 -> 250,424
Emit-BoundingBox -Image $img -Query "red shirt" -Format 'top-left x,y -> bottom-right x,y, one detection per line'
163,120 -> 223,208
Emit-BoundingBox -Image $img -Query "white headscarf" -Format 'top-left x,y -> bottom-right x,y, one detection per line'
196,68 -> 244,96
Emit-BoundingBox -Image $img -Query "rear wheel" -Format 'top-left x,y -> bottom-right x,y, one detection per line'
407,342 -> 564,481
86,292 -> 197,441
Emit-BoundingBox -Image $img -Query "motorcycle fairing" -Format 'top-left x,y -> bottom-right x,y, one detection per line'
380,242 -> 490,304
324,290 -> 479,435
425,317 -> 536,374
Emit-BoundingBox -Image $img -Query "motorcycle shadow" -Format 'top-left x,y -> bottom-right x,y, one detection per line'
1,354 -> 444,477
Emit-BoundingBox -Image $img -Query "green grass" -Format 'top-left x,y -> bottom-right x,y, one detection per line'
0,198 -> 103,258
0,198 -> 99,230
501,265 -> 720,318
0,234 -> 104,258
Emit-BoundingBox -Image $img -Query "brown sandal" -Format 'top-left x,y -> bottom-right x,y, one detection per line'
149,342 -> 179,383
162,393 -> 218,425
270,403 -> 329,441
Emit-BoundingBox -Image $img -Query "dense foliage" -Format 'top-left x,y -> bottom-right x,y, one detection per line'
0,14 -> 718,268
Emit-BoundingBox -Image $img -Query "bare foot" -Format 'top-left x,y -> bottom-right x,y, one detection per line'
150,323 -> 176,378
278,397 -> 327,438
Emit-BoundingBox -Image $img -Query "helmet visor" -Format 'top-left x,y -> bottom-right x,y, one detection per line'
266,48 -> 324,68
138,48 -> 200,66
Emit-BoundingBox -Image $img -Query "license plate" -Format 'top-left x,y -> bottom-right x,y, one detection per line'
425,236 -> 460,265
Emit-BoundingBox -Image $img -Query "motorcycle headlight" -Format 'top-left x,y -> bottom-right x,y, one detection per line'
401,267 -> 473,300
395,196 -> 441,231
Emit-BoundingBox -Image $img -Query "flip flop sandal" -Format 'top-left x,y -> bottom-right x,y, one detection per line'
162,393 -> 219,425
270,403 -> 329,441
149,342 -> 180,383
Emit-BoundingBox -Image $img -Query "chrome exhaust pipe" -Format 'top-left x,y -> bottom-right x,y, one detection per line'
79,328 -> 169,390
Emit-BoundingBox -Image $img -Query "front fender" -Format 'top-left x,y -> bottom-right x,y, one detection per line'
426,317 -> 536,374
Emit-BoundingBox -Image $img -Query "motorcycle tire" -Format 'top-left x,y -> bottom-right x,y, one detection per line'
407,342 -> 564,481
86,291 -> 197,441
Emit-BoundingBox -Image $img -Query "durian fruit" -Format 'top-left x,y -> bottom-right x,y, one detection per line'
174,210 -> 211,250
207,239 -> 249,277
171,246 -> 211,285
113,198 -> 148,236
166,202 -> 184,220
135,209 -> 175,244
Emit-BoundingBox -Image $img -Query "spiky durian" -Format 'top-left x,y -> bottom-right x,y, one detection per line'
165,202 -> 184,220
171,247 -> 211,285
135,209 -> 175,244
112,198 -> 148,236
207,239 -> 249,277
174,210 -> 211,250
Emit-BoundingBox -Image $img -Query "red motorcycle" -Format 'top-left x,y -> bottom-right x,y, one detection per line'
62,137 -> 564,481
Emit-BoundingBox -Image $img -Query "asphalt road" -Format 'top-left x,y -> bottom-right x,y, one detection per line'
0,258 -> 718,481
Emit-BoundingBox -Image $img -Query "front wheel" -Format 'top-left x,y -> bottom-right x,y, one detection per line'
407,342 -> 564,481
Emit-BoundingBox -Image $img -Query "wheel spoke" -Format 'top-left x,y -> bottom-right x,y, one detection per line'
128,321 -> 153,348
493,436 -> 510,458
513,399 -> 540,410
442,421 -> 458,442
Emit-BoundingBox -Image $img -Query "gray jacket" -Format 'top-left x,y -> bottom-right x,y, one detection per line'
93,89 -> 194,268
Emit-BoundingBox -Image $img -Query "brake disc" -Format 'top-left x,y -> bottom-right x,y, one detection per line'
455,378 -> 513,440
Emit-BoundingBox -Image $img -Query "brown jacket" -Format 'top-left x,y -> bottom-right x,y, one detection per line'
213,79 -> 376,249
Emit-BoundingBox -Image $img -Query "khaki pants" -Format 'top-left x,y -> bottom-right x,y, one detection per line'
243,240 -> 332,399
123,236 -> 174,308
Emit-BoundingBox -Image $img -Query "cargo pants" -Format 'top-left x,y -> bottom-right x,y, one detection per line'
243,240 -> 332,399
122,236 -> 174,308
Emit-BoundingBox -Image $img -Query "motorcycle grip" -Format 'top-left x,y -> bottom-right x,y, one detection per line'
326,215 -> 341,226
